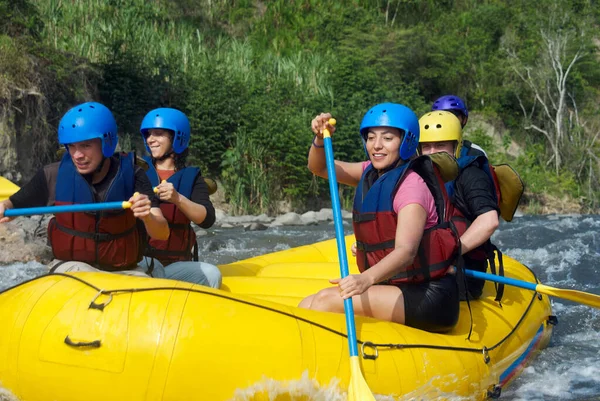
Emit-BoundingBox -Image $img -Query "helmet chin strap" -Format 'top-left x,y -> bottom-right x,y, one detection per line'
95,157 -> 108,173
154,150 -> 174,162
81,157 -> 108,182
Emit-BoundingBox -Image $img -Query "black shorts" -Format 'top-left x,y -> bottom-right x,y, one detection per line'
396,274 -> 459,333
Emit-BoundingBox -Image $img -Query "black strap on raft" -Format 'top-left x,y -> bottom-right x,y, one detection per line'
147,257 -> 155,277
489,245 -> 505,304
193,239 -> 199,262
455,255 -> 474,340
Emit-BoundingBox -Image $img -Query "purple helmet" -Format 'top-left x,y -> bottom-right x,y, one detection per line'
431,95 -> 468,127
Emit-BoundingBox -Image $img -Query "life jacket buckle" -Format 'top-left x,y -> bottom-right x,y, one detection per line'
361,341 -> 379,360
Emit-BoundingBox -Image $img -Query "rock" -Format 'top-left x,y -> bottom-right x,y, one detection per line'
341,210 -> 352,220
191,224 -> 209,237
215,208 -> 228,221
271,212 -> 303,226
0,218 -> 53,265
300,212 -> 319,226
206,239 -> 228,252
244,222 -> 269,231
317,208 -> 333,221
219,214 -> 273,226
220,223 -> 235,228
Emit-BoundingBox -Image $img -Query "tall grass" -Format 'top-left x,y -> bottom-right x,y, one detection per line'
37,0 -> 332,96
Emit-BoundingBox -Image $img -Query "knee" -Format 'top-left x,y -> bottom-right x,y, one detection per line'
201,263 -> 222,289
307,288 -> 342,313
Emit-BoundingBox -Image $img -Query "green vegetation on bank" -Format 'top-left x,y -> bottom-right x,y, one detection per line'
2,0 -> 600,214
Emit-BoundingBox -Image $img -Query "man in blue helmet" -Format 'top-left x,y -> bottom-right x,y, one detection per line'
300,104 -> 463,333
0,102 -> 170,276
137,107 -> 222,288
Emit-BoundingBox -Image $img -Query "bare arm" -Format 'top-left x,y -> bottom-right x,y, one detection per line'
460,210 -> 499,254
142,207 -> 170,240
174,195 -> 208,225
155,180 -> 210,226
308,113 -> 364,187
128,193 -> 170,240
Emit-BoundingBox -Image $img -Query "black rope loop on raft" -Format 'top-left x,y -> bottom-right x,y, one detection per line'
36,271 -> 543,365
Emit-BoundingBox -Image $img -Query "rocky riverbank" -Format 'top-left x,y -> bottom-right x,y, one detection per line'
0,208 -> 351,265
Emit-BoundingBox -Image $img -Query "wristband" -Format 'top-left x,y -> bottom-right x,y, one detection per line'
312,136 -> 324,148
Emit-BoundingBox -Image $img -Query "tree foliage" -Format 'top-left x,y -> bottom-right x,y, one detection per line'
4,0 -> 600,213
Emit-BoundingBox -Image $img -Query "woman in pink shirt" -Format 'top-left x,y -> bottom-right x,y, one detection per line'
300,103 -> 460,333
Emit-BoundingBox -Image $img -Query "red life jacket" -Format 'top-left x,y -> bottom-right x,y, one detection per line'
47,153 -> 142,271
353,154 -> 466,284
143,156 -> 200,266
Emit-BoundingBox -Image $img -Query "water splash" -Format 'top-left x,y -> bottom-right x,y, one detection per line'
230,371 -> 478,401
0,387 -> 19,401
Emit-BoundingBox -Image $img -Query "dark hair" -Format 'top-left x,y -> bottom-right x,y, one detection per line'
174,148 -> 188,171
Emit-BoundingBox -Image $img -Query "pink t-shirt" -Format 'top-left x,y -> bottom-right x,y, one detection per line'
362,161 -> 437,229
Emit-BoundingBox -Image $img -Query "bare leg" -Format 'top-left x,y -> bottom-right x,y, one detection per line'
298,294 -> 315,309
299,286 -> 406,324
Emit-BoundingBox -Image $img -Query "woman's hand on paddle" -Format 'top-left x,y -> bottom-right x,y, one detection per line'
155,181 -> 180,205
0,201 -> 15,223
311,113 -> 336,139
129,193 -> 152,220
330,274 -> 374,299
351,242 -> 357,257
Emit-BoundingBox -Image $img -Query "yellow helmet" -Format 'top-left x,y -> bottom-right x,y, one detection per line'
419,111 -> 463,158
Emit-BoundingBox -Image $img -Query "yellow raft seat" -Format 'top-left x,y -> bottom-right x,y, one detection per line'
0,236 -> 553,400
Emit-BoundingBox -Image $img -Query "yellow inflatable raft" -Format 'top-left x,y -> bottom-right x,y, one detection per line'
0,236 -> 553,401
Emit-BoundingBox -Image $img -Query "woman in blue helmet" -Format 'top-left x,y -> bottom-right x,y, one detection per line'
299,103 -> 462,333
138,107 -> 222,289
0,102 -> 170,276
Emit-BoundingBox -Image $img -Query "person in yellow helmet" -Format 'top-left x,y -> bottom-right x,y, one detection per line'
419,111 -> 501,301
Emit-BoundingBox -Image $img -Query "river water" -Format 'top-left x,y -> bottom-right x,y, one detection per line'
1,214 -> 599,400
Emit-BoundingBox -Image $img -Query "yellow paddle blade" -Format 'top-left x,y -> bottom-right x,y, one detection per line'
0,176 -> 20,202
537,284 -> 600,309
348,356 -> 376,401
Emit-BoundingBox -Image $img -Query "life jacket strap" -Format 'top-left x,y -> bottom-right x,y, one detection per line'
352,212 -> 376,223
55,222 -> 136,242
356,239 -> 395,252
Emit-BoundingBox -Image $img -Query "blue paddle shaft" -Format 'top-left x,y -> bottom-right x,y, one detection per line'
464,268 -> 537,291
5,202 -> 129,217
323,134 -> 360,358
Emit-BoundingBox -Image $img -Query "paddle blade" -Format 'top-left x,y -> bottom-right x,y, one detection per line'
348,356 -> 376,401
537,284 -> 600,309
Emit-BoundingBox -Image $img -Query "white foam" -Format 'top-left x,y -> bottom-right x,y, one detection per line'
0,261 -> 46,291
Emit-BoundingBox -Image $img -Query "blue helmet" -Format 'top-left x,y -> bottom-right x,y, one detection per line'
359,103 -> 420,161
58,102 -> 118,157
431,95 -> 468,126
140,108 -> 190,154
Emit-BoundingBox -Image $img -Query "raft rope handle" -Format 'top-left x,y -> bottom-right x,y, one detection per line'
89,289 -> 113,311
47,273 -> 538,363
64,335 -> 102,348
361,341 -> 379,360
